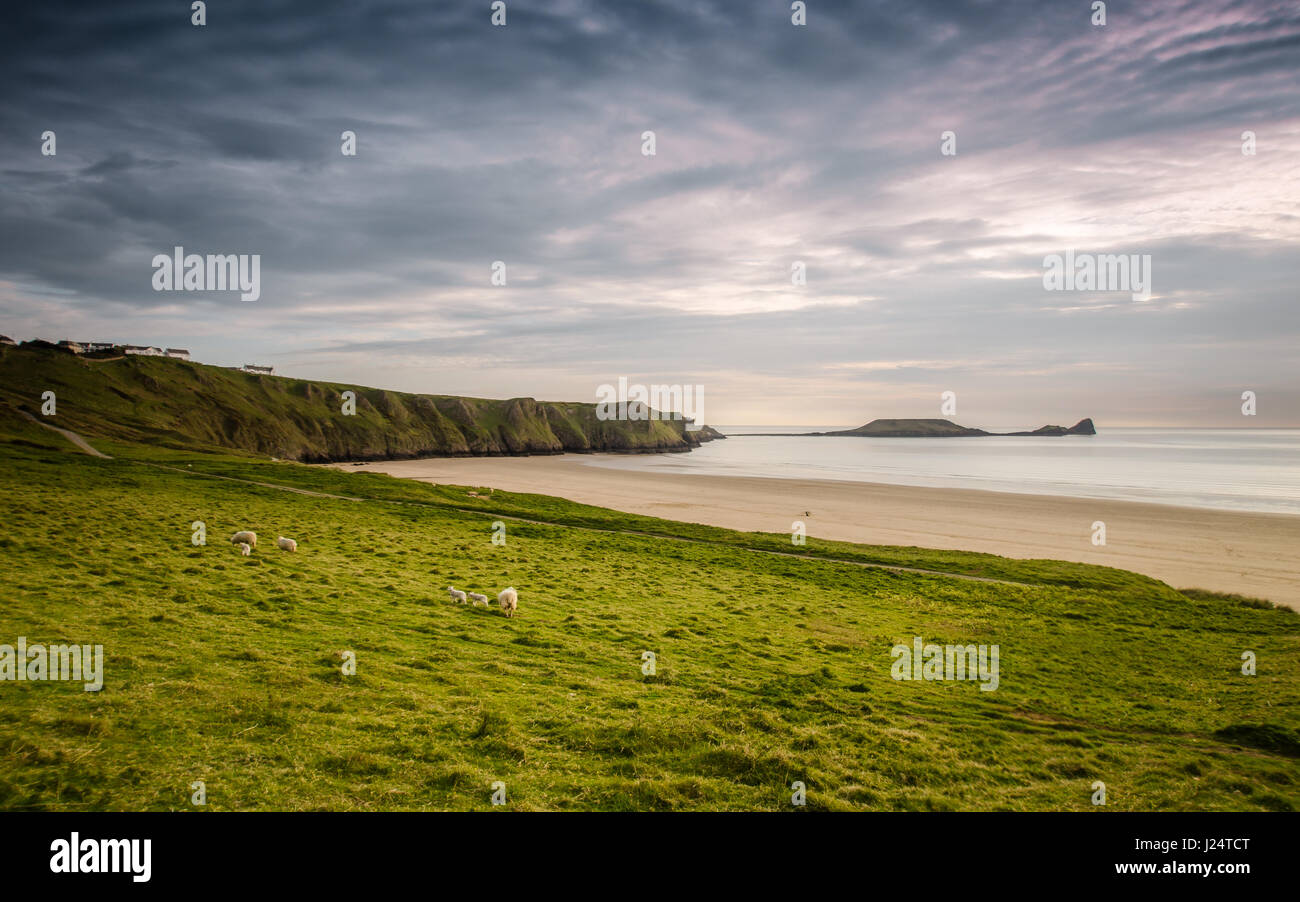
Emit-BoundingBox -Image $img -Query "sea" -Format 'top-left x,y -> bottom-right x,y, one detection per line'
577,426 -> 1300,516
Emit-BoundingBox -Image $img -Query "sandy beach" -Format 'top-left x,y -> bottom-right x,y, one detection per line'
335,454 -> 1300,609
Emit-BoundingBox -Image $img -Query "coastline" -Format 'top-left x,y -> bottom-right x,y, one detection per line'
330,453 -> 1300,610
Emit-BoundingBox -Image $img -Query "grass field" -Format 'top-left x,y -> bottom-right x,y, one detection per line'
0,411 -> 1297,811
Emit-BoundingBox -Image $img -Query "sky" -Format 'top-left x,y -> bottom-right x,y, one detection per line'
2,0 -> 1298,429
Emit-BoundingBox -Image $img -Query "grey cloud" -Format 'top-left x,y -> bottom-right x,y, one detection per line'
1,0 -> 1297,424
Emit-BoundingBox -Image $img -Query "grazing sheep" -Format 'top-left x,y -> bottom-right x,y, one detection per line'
231,531 -> 257,548
498,587 -> 518,618
238,542 -> 251,556
467,592 -> 489,607
276,536 -> 297,552
447,586 -> 468,604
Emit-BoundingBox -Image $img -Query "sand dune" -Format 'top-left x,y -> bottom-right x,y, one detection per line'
334,454 -> 1300,610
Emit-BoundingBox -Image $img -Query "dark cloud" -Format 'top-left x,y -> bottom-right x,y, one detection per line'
0,0 -> 1297,424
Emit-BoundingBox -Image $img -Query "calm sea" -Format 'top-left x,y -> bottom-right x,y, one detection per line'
578,426 -> 1300,516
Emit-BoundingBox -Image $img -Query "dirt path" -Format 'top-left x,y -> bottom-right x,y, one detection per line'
18,411 -> 113,458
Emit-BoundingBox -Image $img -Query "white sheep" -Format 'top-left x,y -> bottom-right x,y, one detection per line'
238,542 -> 251,556
447,586 -> 468,604
276,536 -> 297,552
498,587 -> 518,618
231,530 -> 257,548
467,592 -> 489,606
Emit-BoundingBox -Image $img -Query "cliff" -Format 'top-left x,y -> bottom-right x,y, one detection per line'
0,344 -> 724,462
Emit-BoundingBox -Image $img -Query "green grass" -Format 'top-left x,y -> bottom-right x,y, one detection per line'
86,439 -> 1176,593
0,421 -> 1297,811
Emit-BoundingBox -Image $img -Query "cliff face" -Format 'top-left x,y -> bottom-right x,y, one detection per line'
0,345 -> 723,462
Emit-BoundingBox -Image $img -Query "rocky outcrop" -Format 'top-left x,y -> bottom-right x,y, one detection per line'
1005,418 -> 1097,436
749,417 -> 1096,438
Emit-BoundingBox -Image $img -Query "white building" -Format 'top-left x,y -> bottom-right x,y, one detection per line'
123,345 -> 164,357
242,364 -> 274,375
165,348 -> 191,360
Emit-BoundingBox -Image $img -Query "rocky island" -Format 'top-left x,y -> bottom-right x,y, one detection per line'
748,418 -> 1096,437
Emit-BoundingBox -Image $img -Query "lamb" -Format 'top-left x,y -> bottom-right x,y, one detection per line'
467,592 -> 489,607
498,587 -> 518,618
231,530 -> 257,548
238,542 -> 251,556
447,586 -> 468,604
276,536 -> 297,552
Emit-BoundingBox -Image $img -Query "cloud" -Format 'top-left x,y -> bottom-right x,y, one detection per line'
1,0 -> 1297,425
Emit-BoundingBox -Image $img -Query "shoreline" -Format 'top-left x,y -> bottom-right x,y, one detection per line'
331,453 -> 1300,610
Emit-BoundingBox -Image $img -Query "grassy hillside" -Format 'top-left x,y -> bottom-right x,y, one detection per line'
0,415 -> 1296,811
0,344 -> 721,461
